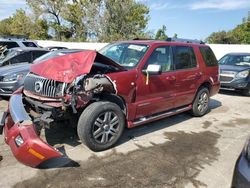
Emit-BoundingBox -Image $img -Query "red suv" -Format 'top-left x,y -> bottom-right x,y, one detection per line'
1,39 -> 220,167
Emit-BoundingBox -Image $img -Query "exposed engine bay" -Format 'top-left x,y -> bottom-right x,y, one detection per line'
23,61 -> 120,130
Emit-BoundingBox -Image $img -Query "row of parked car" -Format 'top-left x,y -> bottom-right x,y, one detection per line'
0,37 -> 249,187
1,39 -> 249,97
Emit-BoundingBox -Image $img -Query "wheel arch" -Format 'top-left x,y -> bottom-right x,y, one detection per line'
93,93 -> 127,115
198,81 -> 212,94
192,81 -> 212,103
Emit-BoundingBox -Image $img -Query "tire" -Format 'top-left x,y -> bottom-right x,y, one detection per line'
77,101 -> 125,152
191,87 -> 210,117
242,89 -> 250,96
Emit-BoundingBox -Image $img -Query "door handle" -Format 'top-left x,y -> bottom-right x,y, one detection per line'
166,76 -> 176,81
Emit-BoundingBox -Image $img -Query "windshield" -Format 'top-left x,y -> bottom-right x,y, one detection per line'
219,54 -> 250,67
99,43 -> 149,68
33,50 -> 82,64
0,50 -> 20,64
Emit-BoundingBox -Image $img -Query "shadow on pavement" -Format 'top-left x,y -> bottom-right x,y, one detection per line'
118,98 -> 222,147
219,89 -> 246,97
41,98 -> 222,158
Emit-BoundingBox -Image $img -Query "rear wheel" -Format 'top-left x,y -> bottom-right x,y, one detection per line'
77,101 -> 125,151
191,87 -> 210,117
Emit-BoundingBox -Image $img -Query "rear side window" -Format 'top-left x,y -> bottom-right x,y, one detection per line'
199,47 -> 218,67
0,42 -> 19,49
32,51 -> 48,61
22,42 -> 37,47
9,52 -> 32,64
173,46 -> 197,70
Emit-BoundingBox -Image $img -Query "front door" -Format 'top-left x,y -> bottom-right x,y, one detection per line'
135,46 -> 176,119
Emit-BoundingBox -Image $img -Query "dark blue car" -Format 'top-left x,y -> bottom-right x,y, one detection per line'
219,53 -> 250,96
232,138 -> 250,188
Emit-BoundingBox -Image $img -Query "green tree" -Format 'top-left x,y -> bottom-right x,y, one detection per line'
1,0 -> 150,42
206,31 -> 232,44
63,1 -> 87,41
100,0 -> 150,41
26,0 -> 69,40
0,18 -> 13,36
207,12 -> 250,44
229,20 -> 250,44
155,25 -> 167,40
62,0 -> 103,41
10,9 -> 34,37
30,19 -> 50,39
0,9 -> 49,40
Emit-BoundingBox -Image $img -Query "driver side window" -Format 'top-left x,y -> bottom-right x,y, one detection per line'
145,46 -> 173,72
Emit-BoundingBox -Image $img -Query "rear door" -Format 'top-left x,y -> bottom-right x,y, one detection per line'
199,46 -> 219,95
173,45 -> 200,108
135,46 -> 176,119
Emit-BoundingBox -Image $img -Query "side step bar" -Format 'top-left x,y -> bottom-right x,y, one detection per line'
129,105 -> 192,128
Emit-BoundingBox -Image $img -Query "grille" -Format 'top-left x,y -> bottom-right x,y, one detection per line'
219,71 -> 236,83
219,76 -> 234,83
24,73 -> 64,98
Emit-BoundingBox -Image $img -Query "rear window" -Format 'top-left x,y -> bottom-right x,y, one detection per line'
22,42 -> 37,47
32,51 -> 48,61
0,41 -> 19,49
9,52 -> 32,65
174,46 -> 197,70
199,47 -> 218,67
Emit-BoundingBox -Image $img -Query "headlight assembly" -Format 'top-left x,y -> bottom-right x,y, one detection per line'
2,73 -> 26,82
2,74 -> 18,82
236,70 -> 249,79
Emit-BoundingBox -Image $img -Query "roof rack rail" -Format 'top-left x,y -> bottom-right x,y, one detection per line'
0,35 -> 28,40
166,37 -> 205,44
133,37 -> 153,40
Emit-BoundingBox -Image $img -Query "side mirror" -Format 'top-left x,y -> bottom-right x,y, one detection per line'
142,64 -> 162,75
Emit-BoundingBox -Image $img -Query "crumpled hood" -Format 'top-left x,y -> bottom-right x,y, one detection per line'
0,63 -> 30,76
30,50 -> 125,83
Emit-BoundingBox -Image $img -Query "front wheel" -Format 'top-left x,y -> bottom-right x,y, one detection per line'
77,101 -> 125,151
191,87 -> 210,117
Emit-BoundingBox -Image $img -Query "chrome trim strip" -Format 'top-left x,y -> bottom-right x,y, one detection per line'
220,73 -> 235,77
133,106 -> 191,126
9,94 -> 31,124
219,72 -> 236,83
220,87 -> 235,91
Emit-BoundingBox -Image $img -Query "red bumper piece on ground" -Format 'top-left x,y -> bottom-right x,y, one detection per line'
3,93 -> 63,168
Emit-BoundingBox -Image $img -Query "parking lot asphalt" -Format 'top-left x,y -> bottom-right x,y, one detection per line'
0,91 -> 250,188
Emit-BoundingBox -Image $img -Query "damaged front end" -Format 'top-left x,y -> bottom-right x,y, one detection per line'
2,50 -> 124,168
2,89 -> 66,168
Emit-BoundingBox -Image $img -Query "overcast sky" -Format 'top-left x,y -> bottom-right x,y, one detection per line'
0,0 -> 250,40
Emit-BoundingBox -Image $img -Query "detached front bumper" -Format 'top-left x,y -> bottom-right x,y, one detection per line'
2,93 -> 63,168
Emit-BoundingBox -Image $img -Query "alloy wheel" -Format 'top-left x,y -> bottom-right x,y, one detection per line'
92,111 -> 120,144
197,92 -> 209,113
